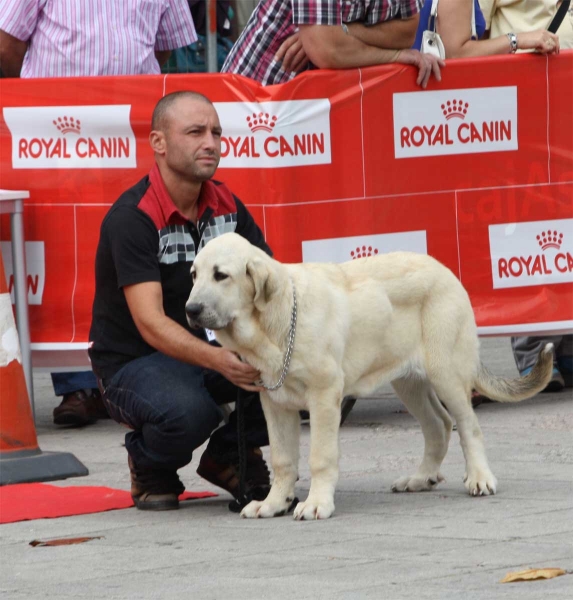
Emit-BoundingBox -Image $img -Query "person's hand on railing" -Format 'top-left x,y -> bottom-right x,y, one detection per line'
394,49 -> 445,89
516,30 -> 560,54
275,32 -> 310,74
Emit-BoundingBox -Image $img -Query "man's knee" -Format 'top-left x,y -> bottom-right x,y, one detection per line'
165,395 -> 223,453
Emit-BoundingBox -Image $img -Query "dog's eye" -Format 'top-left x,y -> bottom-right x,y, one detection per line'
191,271 -> 197,281
214,271 -> 228,282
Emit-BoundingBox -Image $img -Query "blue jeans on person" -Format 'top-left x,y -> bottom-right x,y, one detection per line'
51,370 -> 99,396
97,352 -> 268,473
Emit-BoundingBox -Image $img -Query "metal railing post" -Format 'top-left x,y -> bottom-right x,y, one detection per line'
205,0 -> 218,73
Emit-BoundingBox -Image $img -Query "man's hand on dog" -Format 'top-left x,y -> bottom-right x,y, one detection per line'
214,349 -> 264,392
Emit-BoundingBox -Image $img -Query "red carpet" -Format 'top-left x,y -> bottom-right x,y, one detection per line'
0,483 -> 217,524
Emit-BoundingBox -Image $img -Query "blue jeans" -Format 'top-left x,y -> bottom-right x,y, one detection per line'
98,352 -> 268,472
51,370 -> 99,396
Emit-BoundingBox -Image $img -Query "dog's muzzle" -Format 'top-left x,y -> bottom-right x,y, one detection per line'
185,302 -> 204,328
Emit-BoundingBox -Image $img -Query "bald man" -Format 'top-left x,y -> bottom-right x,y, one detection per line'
89,91 -> 271,511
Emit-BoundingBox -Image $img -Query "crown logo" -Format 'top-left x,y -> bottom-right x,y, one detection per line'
350,246 -> 379,260
53,116 -> 81,134
536,230 -> 563,251
441,99 -> 469,120
246,112 -> 277,133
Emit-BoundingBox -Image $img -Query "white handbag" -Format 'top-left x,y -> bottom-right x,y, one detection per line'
421,0 -> 446,59
421,0 -> 477,60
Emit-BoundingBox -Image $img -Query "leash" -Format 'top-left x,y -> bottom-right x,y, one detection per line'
228,388 -> 250,513
227,387 -> 299,515
228,283 -> 300,513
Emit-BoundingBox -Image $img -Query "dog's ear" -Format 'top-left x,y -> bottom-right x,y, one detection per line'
246,257 -> 277,312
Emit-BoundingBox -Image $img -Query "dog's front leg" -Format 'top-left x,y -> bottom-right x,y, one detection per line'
241,395 -> 300,519
294,390 -> 341,520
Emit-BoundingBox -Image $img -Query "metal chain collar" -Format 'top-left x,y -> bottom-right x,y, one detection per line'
257,281 -> 297,391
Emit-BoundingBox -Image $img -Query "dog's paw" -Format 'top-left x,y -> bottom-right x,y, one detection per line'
391,472 -> 445,493
240,499 -> 290,519
463,470 -> 497,496
293,498 -> 335,520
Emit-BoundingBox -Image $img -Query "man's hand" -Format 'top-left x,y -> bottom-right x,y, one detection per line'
213,348 -> 264,393
395,49 -> 445,89
275,32 -> 309,74
0,30 -> 27,77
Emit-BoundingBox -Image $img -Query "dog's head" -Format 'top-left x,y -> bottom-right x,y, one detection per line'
185,233 -> 278,330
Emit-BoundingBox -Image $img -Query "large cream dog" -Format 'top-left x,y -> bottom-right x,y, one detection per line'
185,233 -> 553,520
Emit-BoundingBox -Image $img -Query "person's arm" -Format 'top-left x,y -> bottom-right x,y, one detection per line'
155,0 -> 198,52
0,29 -> 27,77
297,23 -> 443,88
154,50 -> 172,66
346,15 -> 419,49
276,16 -> 420,76
437,0 -> 560,58
297,23 -> 401,69
124,281 -> 263,391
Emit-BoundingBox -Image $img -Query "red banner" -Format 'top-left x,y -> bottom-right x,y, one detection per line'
1,52 -> 572,364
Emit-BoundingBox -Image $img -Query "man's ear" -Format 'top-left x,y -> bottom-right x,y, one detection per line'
149,130 -> 166,155
246,257 -> 277,312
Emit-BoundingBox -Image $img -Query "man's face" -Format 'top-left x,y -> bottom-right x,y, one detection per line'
159,98 -> 222,183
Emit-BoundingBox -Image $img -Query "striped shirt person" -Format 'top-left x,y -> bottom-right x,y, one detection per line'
0,0 -> 197,78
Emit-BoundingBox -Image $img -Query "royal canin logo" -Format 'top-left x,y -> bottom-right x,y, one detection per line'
302,231 -> 427,264
536,230 -> 563,250
18,113 -> 130,160
222,109 -> 324,160
498,231 -> 572,279
441,99 -> 469,120
246,113 -> 278,133
400,98 -> 511,148
393,87 -> 518,159
53,116 -> 82,134
350,246 -> 379,259
3,105 -> 136,169
215,100 -> 331,169
489,220 -> 573,289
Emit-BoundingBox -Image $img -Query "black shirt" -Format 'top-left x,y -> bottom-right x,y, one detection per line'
88,164 -> 271,380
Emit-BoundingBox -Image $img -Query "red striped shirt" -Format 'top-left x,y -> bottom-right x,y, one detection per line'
222,0 -> 422,86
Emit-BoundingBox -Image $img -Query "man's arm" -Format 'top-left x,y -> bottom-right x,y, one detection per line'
297,24 -> 443,88
154,50 -> 172,67
124,281 -> 262,391
347,15 -> 419,50
297,24 -> 401,69
0,29 -> 27,77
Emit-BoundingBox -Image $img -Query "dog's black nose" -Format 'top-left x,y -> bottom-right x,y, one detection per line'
185,302 -> 203,318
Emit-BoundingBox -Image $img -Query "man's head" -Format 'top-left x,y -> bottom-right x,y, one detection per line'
150,91 -> 222,183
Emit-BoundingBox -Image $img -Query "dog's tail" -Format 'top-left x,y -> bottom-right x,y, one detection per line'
473,343 -> 554,403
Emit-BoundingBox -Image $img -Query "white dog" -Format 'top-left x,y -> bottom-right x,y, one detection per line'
186,233 -> 553,520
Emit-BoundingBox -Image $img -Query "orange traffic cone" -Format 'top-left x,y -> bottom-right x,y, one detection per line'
0,250 -> 88,485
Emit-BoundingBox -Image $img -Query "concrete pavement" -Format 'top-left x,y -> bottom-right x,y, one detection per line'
1,338 -> 572,599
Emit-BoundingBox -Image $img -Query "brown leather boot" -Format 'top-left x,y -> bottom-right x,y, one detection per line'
196,445 -> 270,501
53,389 -> 110,427
128,456 -> 183,511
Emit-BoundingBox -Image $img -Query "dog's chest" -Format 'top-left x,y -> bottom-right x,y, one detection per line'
266,381 -> 308,410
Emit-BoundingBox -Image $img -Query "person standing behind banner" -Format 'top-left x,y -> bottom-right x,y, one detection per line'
480,0 -> 573,49
0,0 -> 196,78
221,0 -> 444,89
0,0 -> 197,427
412,0 -> 560,57
478,0 -> 572,393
